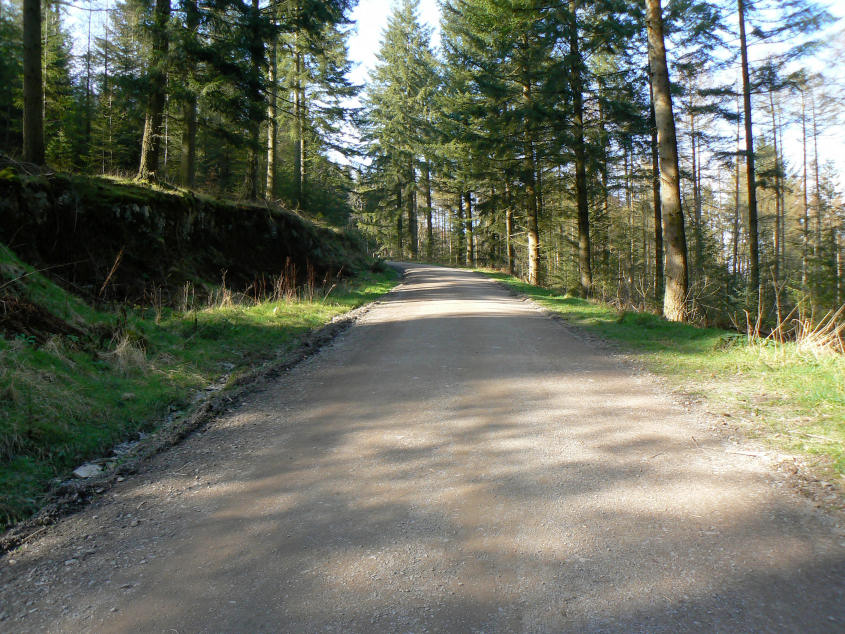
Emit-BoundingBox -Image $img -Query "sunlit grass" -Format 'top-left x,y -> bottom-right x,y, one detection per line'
0,262 -> 397,528
482,270 -> 845,482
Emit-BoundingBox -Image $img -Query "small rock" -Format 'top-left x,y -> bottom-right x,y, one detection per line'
7,559 -> 16,566
120,392 -> 136,401
64,559 -> 78,566
130,520 -> 139,527
73,463 -> 103,479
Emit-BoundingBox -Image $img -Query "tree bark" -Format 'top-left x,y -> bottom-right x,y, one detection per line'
505,182 -> 515,275
456,192 -> 465,265
408,171 -> 418,258
179,0 -> 198,188
465,191 -> 474,266
396,185 -> 404,255
568,0 -> 592,295
646,0 -> 689,322
769,88 -> 781,282
648,76 -> 664,307
22,0 -> 44,164
424,161 -> 433,260
690,106 -> 702,272
294,33 -> 304,207
522,77 -> 540,285
243,0 -> 262,199
137,0 -> 171,181
801,90 -> 809,287
738,0 -> 760,302
265,21 -> 278,198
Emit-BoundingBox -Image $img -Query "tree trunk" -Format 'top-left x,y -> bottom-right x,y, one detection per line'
243,0 -> 262,199
294,34 -> 304,207
801,90 -> 809,287
408,172 -> 418,258
690,107 -> 702,272
424,161 -> 433,260
505,182 -> 515,275
396,185 -> 404,255
648,76 -> 664,307
265,24 -> 278,198
769,88 -> 781,282
137,0 -> 171,181
646,0 -> 689,322
22,0 -> 44,164
180,97 -> 196,188
738,0 -> 760,302
569,0 -> 592,295
456,192 -> 465,265
179,0 -> 198,188
465,191 -> 474,266
812,97 -> 822,258
522,77 -> 540,286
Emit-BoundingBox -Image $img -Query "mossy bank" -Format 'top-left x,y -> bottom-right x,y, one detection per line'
0,168 -> 397,529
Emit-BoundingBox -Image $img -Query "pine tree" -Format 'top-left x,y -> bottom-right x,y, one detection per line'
364,0 -> 438,257
646,0 -> 689,321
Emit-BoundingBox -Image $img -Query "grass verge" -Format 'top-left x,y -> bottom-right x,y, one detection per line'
0,249 -> 397,529
481,270 -> 845,489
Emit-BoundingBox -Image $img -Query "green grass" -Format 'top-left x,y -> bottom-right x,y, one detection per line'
0,250 -> 397,528
481,271 -> 845,483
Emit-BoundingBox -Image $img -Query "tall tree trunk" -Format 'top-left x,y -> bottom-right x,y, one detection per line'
690,107 -> 702,272
293,34 -> 304,207
646,0 -> 689,322
505,181 -> 515,275
180,0 -> 198,188
812,97 -> 822,258
180,98 -> 197,187
22,0 -> 44,164
408,172 -> 418,258
649,77 -> 664,307
396,185 -> 404,255
801,90 -> 809,287
265,20 -> 278,198
465,191 -> 474,266
569,0 -> 592,295
522,77 -> 540,285
137,0 -> 171,181
101,6 -> 111,173
244,0 -> 262,199
769,88 -> 781,283
456,192 -> 465,265
732,111 -> 741,280
738,0 -> 760,302
85,7 -> 93,159
424,161 -> 433,260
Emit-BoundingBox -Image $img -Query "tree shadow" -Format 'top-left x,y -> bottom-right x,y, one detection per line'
2,264 -> 843,631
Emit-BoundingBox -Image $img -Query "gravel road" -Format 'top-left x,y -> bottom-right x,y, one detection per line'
2,264 -> 844,632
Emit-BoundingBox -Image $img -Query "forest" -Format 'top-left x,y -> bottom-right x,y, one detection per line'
1,0 -> 843,327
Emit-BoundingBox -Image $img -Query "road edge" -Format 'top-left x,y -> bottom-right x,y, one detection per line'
1,274 -> 407,554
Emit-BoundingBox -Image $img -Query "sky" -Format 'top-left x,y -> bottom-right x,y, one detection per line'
347,0 -> 441,86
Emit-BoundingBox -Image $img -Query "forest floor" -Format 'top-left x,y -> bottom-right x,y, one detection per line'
1,264 -> 842,631
480,270 -> 845,505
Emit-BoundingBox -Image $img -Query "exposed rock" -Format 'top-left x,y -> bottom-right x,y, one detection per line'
72,464 -> 103,479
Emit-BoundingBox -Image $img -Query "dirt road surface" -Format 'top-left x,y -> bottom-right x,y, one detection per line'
2,264 -> 844,632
